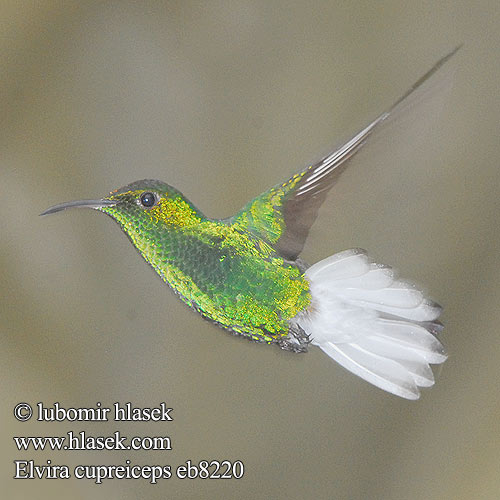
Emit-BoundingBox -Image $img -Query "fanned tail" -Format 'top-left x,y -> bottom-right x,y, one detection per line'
296,249 -> 446,399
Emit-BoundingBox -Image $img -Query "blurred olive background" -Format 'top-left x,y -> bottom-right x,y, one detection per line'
2,1 -> 499,499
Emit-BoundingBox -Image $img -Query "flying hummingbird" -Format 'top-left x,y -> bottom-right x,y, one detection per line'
41,48 -> 459,400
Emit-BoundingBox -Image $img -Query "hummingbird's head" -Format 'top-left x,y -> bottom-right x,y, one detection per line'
41,179 -> 204,245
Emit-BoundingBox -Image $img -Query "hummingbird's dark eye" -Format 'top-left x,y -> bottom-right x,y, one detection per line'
139,192 -> 156,208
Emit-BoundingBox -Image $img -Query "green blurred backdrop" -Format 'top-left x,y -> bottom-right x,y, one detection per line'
2,1 -> 499,499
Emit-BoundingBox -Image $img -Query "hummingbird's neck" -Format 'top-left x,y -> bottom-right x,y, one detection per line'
114,192 -> 209,272
148,195 -> 205,229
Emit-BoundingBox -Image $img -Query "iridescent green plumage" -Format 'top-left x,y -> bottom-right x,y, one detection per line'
98,180 -> 311,344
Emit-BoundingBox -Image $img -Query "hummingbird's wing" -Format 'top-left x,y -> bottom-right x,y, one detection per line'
230,47 -> 460,261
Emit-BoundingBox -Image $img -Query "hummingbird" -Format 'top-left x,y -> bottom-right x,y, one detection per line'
42,48 -> 459,400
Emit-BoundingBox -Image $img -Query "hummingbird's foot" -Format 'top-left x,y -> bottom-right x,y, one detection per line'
277,325 -> 311,353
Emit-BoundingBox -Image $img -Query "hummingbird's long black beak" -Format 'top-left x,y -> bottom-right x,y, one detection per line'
40,199 -> 118,216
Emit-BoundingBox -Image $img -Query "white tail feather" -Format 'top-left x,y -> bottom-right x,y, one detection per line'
296,249 -> 446,399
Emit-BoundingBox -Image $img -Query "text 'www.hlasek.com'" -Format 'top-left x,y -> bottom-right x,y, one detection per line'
12,402 -> 244,484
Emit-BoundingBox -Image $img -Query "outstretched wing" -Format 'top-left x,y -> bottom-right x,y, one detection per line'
230,47 -> 460,261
